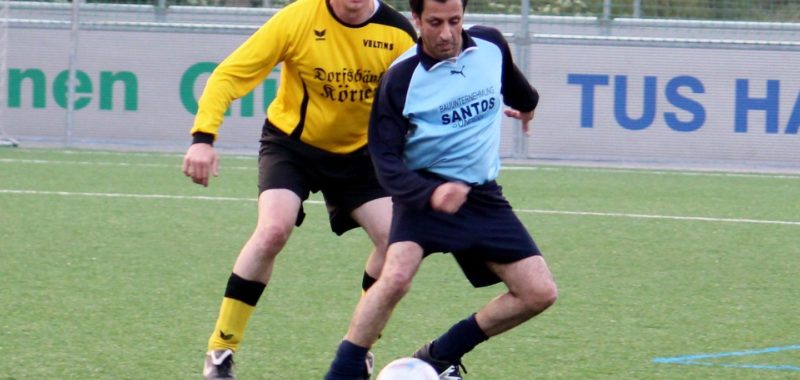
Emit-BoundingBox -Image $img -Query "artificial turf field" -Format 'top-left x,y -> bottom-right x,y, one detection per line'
1,147 -> 798,379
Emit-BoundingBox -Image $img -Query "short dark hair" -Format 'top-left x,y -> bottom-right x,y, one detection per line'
409,0 -> 467,16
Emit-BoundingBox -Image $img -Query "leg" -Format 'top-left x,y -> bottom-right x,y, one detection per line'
231,189 -> 301,283
335,197 -> 391,376
325,241 -> 424,379
349,196 -> 392,288
476,255 -> 558,336
347,241 -> 421,346
419,256 -> 557,376
204,189 -> 301,379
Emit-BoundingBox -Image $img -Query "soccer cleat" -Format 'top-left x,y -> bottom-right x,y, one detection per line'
204,349 -> 235,380
412,342 -> 466,380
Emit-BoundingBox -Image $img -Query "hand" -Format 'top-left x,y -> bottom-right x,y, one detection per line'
430,182 -> 470,214
504,108 -> 536,137
182,143 -> 219,187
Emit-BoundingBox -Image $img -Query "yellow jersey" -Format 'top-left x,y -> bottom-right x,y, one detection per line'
191,0 -> 417,154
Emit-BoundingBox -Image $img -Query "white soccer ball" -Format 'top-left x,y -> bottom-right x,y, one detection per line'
376,357 -> 439,380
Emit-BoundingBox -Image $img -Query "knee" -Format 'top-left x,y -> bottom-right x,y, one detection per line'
251,223 -> 292,254
379,266 -> 414,299
377,247 -> 419,298
539,279 -> 559,308
521,278 -> 558,314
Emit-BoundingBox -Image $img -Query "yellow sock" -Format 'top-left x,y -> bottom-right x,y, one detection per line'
208,297 -> 256,351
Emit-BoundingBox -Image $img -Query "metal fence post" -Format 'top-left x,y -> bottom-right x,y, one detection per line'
156,0 -> 167,22
517,0 -> 530,159
66,0 -> 82,147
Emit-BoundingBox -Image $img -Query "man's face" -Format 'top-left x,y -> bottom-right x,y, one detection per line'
413,0 -> 464,61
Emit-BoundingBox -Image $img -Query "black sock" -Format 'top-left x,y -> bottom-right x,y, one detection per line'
225,273 -> 266,306
362,272 -> 377,292
431,314 -> 489,362
325,340 -> 369,380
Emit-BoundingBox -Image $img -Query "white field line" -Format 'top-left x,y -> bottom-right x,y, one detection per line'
2,189 -> 799,226
2,157 -> 800,179
514,208 -> 800,226
0,189 -> 258,202
9,149 -> 256,160
0,189 -> 322,204
0,158 -> 254,170
502,166 -> 800,180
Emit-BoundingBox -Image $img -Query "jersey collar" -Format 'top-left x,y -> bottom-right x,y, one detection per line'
326,0 -> 381,27
418,29 -> 478,72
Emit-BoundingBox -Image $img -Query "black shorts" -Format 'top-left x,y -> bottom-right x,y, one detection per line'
258,120 -> 388,235
389,180 -> 541,288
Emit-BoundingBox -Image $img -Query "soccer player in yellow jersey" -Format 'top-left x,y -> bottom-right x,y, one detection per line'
181,0 -> 416,378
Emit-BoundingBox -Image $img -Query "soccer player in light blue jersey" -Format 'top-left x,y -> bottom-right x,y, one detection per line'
325,0 -> 557,378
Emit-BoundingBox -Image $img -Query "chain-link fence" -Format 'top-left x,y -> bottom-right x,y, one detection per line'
9,0 -> 800,21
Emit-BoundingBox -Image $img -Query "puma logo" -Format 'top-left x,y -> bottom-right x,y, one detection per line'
450,65 -> 466,77
219,330 -> 234,340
